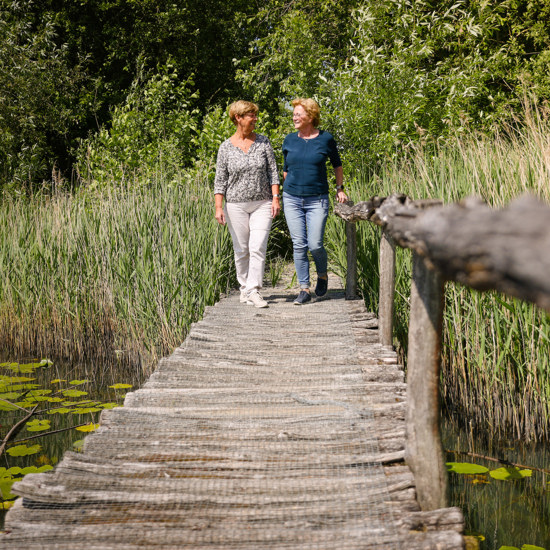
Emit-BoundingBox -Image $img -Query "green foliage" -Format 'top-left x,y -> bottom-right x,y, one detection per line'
0,174 -> 235,367
6,445 -> 42,457
490,467 -> 532,481
0,358 -> 130,507
0,0 -> 88,188
447,462 -> 489,475
78,64 -> 200,186
236,0 -> 359,108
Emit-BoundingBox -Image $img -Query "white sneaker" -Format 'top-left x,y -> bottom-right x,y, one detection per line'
246,291 -> 268,308
240,290 -> 248,303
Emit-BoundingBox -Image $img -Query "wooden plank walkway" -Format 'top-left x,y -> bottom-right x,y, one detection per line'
1,277 -> 464,549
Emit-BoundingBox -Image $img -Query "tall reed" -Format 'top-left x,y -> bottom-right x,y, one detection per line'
326,108 -> 550,441
0,170 -> 235,377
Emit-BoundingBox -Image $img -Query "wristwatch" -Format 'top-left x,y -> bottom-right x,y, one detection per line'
336,185 -> 344,191
273,194 -> 280,198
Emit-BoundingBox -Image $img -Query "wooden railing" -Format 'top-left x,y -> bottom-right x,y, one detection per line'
335,193 -> 550,511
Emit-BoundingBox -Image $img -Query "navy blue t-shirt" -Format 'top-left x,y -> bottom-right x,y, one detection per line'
282,130 -> 342,196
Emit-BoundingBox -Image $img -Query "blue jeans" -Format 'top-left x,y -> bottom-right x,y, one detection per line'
283,192 -> 329,288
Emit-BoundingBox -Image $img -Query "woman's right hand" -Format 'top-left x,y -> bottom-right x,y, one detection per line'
215,207 -> 226,225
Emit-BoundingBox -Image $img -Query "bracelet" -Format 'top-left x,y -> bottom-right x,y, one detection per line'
336,185 -> 344,191
273,194 -> 280,198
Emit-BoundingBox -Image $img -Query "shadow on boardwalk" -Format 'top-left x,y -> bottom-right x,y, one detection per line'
2,277 -> 464,549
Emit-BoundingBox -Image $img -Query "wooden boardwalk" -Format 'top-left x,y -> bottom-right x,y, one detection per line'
2,278 -> 464,549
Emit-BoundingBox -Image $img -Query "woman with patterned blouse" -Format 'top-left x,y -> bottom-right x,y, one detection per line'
214,100 -> 280,308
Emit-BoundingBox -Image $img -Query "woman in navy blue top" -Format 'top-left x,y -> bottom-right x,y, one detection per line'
282,98 -> 348,304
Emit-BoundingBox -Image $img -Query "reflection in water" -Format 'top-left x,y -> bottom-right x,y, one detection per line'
442,416 -> 550,549
0,355 -> 144,529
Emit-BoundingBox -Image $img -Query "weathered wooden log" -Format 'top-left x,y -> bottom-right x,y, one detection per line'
345,217 -> 358,299
336,193 -> 550,311
379,230 -> 396,347
405,253 -> 448,510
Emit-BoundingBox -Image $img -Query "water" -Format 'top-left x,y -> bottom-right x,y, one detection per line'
0,354 -> 144,528
442,416 -> 550,549
2,354 -> 548,546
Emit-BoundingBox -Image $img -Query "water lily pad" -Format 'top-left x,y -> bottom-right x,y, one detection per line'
100,403 -> 120,409
25,419 -> 51,432
4,361 -> 49,373
499,546 -> 520,550
109,383 -> 133,389
31,389 -> 53,396
0,501 -> 15,510
0,375 -> 35,383
73,439 -> 84,451
0,392 -> 22,400
72,407 -> 102,414
0,402 -> 19,411
46,397 -> 64,403
446,462 -> 489,475
6,444 -> 42,457
76,423 -> 99,432
0,478 -> 17,500
490,467 -> 532,480
20,465 -> 53,475
521,545 -> 546,550
62,389 -> 88,398
69,379 -> 89,385
47,408 -> 75,415
51,379 -> 66,384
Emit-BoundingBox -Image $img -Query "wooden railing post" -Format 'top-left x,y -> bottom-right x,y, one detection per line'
345,220 -> 357,299
379,230 -> 395,347
405,252 -> 448,511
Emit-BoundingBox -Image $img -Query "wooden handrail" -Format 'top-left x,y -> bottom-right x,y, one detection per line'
335,193 -> 550,511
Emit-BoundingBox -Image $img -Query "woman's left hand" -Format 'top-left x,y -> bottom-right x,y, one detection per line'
336,190 -> 348,203
271,197 -> 281,218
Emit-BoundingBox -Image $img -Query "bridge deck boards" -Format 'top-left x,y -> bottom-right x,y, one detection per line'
2,280 -> 464,549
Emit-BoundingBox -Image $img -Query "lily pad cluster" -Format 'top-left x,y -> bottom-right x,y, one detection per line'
0,359 -> 132,510
447,462 -> 547,550
447,462 -> 533,480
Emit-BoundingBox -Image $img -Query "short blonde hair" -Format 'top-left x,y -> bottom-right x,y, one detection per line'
292,98 -> 321,127
228,100 -> 259,125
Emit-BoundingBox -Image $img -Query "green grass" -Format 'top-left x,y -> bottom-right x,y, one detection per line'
0,171 -> 235,377
326,109 -> 550,442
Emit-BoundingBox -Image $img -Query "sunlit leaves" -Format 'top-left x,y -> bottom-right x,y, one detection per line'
0,359 -> 52,373
447,461 -> 533,482
109,384 -> 132,389
6,445 -> 42,457
62,389 -> 88,398
25,419 -> 51,432
0,359 -> 130,509
446,462 -> 489,474
489,467 -> 532,481
76,423 -> 99,432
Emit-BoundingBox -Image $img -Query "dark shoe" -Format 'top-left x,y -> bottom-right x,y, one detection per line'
293,290 -> 311,305
315,276 -> 328,297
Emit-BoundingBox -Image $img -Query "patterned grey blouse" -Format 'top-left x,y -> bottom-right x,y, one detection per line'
214,134 -> 279,203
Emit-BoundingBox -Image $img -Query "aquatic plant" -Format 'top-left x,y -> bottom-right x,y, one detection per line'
0,359 -> 129,512
326,104 -> 550,441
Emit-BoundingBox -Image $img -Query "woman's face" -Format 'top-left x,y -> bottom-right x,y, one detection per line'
292,105 -> 312,131
236,111 -> 257,134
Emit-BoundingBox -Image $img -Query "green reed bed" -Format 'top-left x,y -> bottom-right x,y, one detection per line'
327,114 -> 550,442
0,173 -> 235,377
